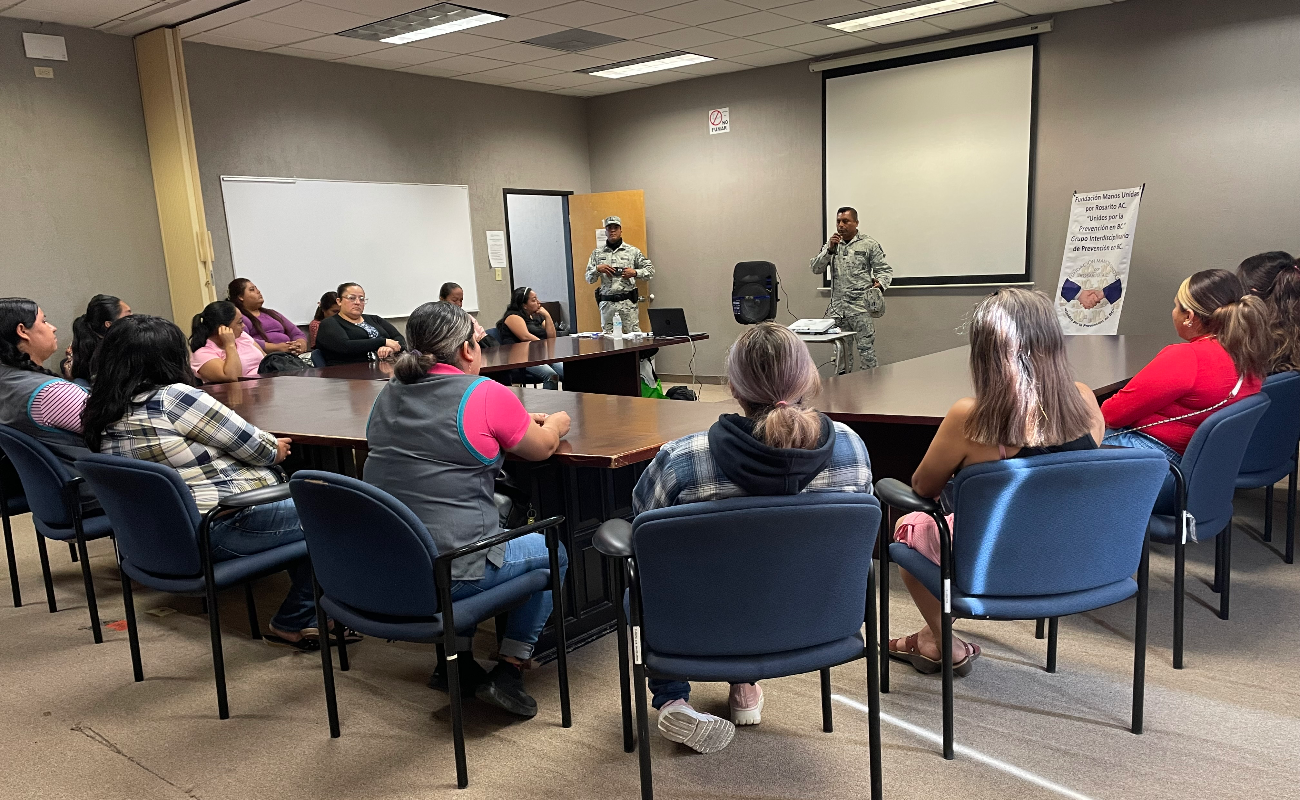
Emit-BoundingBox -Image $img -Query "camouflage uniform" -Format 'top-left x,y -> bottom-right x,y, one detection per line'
586,241 -> 654,333
810,233 -> 892,369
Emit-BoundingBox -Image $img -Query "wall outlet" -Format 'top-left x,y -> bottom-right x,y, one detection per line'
34,67 -> 54,78
495,267 -> 503,281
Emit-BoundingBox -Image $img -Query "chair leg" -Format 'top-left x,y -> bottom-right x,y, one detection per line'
1173,536 -> 1186,669
1219,522 -> 1232,621
632,658 -> 654,800
68,541 -> 79,562
1045,617 -> 1059,673
878,513 -> 890,694
864,563 -> 883,800
1263,485 -> 1274,542
120,569 -> 144,682
1035,617 -> 1046,639
1213,527 -> 1225,594
36,534 -> 56,613
820,668 -> 833,733
1287,465 -> 1297,565
3,509 -> 20,607
204,580 -> 229,720
443,621 -> 469,789
312,576 -> 340,738
613,562 -> 634,753
243,583 -> 261,640
74,527 -> 102,644
547,527 -> 571,728
1132,540 -> 1150,734
941,608 -> 954,760
335,620 -> 350,672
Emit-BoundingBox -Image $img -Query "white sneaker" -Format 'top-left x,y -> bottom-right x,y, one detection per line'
729,683 -> 763,726
657,701 -> 736,754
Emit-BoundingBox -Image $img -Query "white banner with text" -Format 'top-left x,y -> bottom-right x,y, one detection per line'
1055,185 -> 1144,335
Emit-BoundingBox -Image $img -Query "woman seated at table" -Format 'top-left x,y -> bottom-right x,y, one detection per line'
69,293 -> 131,385
364,300 -> 570,719
314,282 -> 405,366
496,286 -> 564,390
307,291 -> 339,350
1101,269 -> 1268,471
888,288 -> 1105,679
439,281 -> 486,342
82,314 -> 328,649
1237,251 -> 1300,373
189,301 -> 264,383
228,278 -> 307,356
631,322 -> 873,754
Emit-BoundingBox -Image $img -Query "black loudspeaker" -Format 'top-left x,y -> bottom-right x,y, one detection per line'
731,261 -> 779,324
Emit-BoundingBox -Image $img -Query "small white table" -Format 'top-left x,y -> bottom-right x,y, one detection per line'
797,330 -> 859,375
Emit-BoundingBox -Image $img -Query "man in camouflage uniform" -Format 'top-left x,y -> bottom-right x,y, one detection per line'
810,206 -> 892,369
586,216 -> 654,333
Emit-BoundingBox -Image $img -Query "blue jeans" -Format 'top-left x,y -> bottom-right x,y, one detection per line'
450,533 -> 568,660
208,497 -> 316,633
523,362 -> 564,390
1103,428 -> 1181,513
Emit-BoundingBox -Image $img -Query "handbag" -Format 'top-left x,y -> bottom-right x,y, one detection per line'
257,352 -> 308,374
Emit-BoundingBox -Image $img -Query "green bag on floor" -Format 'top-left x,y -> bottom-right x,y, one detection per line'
641,379 -> 665,399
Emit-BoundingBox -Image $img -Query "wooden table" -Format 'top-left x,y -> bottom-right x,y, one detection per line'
299,333 -> 709,396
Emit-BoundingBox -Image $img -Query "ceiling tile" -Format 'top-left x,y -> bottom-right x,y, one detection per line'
1000,0 -> 1109,13
473,16 -> 569,41
335,54 -> 407,68
423,53 -> 515,72
11,0 -> 153,26
528,70 -> 605,86
580,39 -> 668,61
785,33 -> 862,55
673,56 -> 750,74
850,18 -> 946,43
574,81 -> 636,94
185,32 -> 277,50
207,17 -> 319,44
638,26 -> 730,48
267,44 -> 348,59
472,0 -> 571,14
0,6 -> 106,26
584,14 -> 682,38
398,61 -> 468,76
650,0 -> 753,25
692,37 -> 771,57
466,63 -> 564,81
282,33 -> 392,54
313,0 -> 436,16
256,1 -> 376,34
728,46 -> 803,65
529,51 -> 609,69
773,0 -> 874,23
524,0 -> 631,26
731,0 -> 804,8
178,0 -> 299,36
477,41 -> 560,61
505,79 -> 568,91
554,84 -> 606,95
927,3 -> 1025,30
700,10 -> 798,35
598,0 -> 688,11
746,21 -> 836,45
616,68 -> 693,84
404,31 -> 509,52
352,44 -> 445,63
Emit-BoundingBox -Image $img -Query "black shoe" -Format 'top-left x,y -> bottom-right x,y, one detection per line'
428,652 -> 489,696
475,662 -> 538,718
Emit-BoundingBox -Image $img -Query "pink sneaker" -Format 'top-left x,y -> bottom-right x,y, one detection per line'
729,682 -> 763,726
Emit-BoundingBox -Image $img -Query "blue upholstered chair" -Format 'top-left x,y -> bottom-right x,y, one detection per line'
0,425 -> 112,640
1235,371 -> 1300,563
77,453 -> 305,720
0,450 -> 30,607
1147,392 -> 1270,668
594,493 -> 884,800
876,448 -> 1169,759
288,471 -> 571,791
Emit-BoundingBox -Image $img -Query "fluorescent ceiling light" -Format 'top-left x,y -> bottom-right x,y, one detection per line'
337,3 -> 505,44
822,0 -> 996,33
584,51 -> 713,79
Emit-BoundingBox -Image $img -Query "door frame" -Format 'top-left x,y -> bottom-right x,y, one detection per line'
502,188 -> 577,326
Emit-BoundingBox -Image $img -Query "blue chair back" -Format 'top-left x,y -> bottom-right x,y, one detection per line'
947,449 -> 1169,597
289,471 -> 441,617
1178,392 -> 1270,533
0,425 -> 74,526
1238,372 -> 1300,478
77,454 -> 203,576
482,328 -> 502,347
632,493 -> 880,658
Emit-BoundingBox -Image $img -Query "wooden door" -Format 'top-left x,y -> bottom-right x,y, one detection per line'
568,190 -> 651,332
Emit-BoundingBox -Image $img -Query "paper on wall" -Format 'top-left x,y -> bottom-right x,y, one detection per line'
1055,185 -> 1144,335
486,230 -> 507,272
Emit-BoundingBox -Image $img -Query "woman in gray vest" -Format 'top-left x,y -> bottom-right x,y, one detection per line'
364,301 -> 570,719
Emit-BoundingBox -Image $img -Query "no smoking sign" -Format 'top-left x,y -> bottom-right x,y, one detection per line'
709,107 -> 729,135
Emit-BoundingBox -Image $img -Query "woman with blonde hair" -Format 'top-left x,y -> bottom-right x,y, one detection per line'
632,321 -> 873,754
888,288 -> 1106,677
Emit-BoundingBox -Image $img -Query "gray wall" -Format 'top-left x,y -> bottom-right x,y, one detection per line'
589,0 -> 1300,375
0,17 -> 168,360
184,43 -> 592,326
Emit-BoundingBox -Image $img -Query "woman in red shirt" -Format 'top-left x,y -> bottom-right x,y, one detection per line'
1102,270 -> 1270,476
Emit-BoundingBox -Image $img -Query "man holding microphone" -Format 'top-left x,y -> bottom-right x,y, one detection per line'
586,216 -> 654,333
810,206 -> 891,369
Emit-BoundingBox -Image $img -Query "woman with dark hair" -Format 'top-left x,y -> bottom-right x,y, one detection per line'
631,322 -> 874,754
189,301 -> 264,383
364,301 -> 569,718
82,315 -> 327,649
307,291 -> 340,350
69,294 -> 131,384
314,282 -> 406,366
497,286 -> 563,389
228,278 -> 306,355
439,281 -> 486,342
887,289 -> 1105,679
1237,251 -> 1300,373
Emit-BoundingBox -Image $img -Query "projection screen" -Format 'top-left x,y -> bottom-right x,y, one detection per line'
823,40 -> 1036,286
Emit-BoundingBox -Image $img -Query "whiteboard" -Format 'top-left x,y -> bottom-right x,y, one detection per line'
219,177 -> 478,322
824,43 -> 1034,286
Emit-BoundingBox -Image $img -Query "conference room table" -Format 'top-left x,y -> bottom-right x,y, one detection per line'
297,333 -> 709,396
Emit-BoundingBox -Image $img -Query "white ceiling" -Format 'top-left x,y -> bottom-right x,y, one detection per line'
0,0 -> 1120,95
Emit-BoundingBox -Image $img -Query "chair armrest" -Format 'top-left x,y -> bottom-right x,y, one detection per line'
217,482 -> 292,509
873,478 -> 940,514
434,515 -> 565,566
593,518 -> 633,558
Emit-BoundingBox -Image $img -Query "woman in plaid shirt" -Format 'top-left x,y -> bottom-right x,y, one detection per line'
82,315 -> 323,650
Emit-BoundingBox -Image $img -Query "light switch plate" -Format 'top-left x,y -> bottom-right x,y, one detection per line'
34,66 -> 54,78
23,33 -> 67,61
495,268 -> 503,281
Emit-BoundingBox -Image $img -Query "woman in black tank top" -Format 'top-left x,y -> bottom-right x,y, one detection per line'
496,287 -> 565,390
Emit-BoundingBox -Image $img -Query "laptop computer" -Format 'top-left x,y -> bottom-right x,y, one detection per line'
648,307 -> 690,338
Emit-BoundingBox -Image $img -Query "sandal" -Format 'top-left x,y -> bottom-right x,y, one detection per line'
888,633 -> 941,674
953,641 -> 982,677
302,623 -> 363,645
264,632 -> 320,652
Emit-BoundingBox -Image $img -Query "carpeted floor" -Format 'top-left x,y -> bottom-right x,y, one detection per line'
1,485 -> 1297,800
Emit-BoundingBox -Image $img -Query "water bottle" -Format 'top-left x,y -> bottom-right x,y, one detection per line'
612,312 -> 623,340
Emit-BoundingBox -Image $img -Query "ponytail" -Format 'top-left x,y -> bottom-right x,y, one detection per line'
189,301 -> 238,352
1237,252 -> 1300,373
755,402 -> 824,450
725,322 -> 824,450
1210,294 -> 1271,379
395,301 -> 475,384
393,350 -> 437,384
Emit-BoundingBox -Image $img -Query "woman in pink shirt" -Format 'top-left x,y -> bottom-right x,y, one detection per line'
189,301 -> 264,383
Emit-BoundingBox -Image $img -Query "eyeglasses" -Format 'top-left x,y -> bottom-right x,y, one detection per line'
343,294 -> 368,303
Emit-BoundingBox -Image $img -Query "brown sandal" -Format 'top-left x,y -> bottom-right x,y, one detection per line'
888,633 -> 942,674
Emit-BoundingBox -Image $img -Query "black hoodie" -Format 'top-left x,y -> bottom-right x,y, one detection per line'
706,413 -> 836,496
